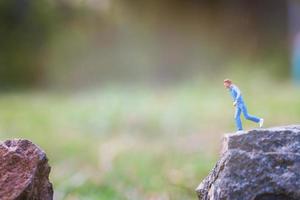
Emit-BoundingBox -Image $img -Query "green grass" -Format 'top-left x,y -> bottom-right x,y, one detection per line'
0,79 -> 299,199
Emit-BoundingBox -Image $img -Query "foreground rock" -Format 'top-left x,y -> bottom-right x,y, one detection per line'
196,125 -> 300,200
0,139 -> 53,200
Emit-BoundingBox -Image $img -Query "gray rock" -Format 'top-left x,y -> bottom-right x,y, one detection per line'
196,125 -> 300,200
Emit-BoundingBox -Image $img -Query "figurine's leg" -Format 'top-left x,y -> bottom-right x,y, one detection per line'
234,107 -> 243,131
241,104 -> 260,123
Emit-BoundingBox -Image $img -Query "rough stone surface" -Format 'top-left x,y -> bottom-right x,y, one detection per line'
196,125 -> 300,200
0,139 -> 53,200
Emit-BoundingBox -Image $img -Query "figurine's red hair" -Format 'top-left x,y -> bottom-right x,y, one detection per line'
224,79 -> 232,84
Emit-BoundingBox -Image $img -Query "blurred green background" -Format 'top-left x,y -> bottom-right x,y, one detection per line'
0,0 -> 299,199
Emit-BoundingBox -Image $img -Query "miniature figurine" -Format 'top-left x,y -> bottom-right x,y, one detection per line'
224,79 -> 263,131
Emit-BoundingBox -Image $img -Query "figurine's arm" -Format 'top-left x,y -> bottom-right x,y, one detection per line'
233,85 -> 241,106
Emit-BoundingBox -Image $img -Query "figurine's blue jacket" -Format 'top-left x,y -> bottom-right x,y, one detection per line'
229,84 -> 244,105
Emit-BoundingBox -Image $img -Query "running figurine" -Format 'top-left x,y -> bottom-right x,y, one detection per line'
224,79 -> 264,131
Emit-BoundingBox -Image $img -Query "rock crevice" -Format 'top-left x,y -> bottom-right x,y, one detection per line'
196,125 -> 300,200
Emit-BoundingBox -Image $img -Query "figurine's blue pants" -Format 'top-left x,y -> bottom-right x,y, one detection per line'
235,103 -> 260,131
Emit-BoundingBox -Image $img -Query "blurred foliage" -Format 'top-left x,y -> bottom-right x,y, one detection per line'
0,0 -> 56,88
0,0 -> 291,89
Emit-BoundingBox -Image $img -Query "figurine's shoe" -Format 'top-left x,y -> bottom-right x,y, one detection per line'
236,130 -> 243,134
259,118 -> 264,128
